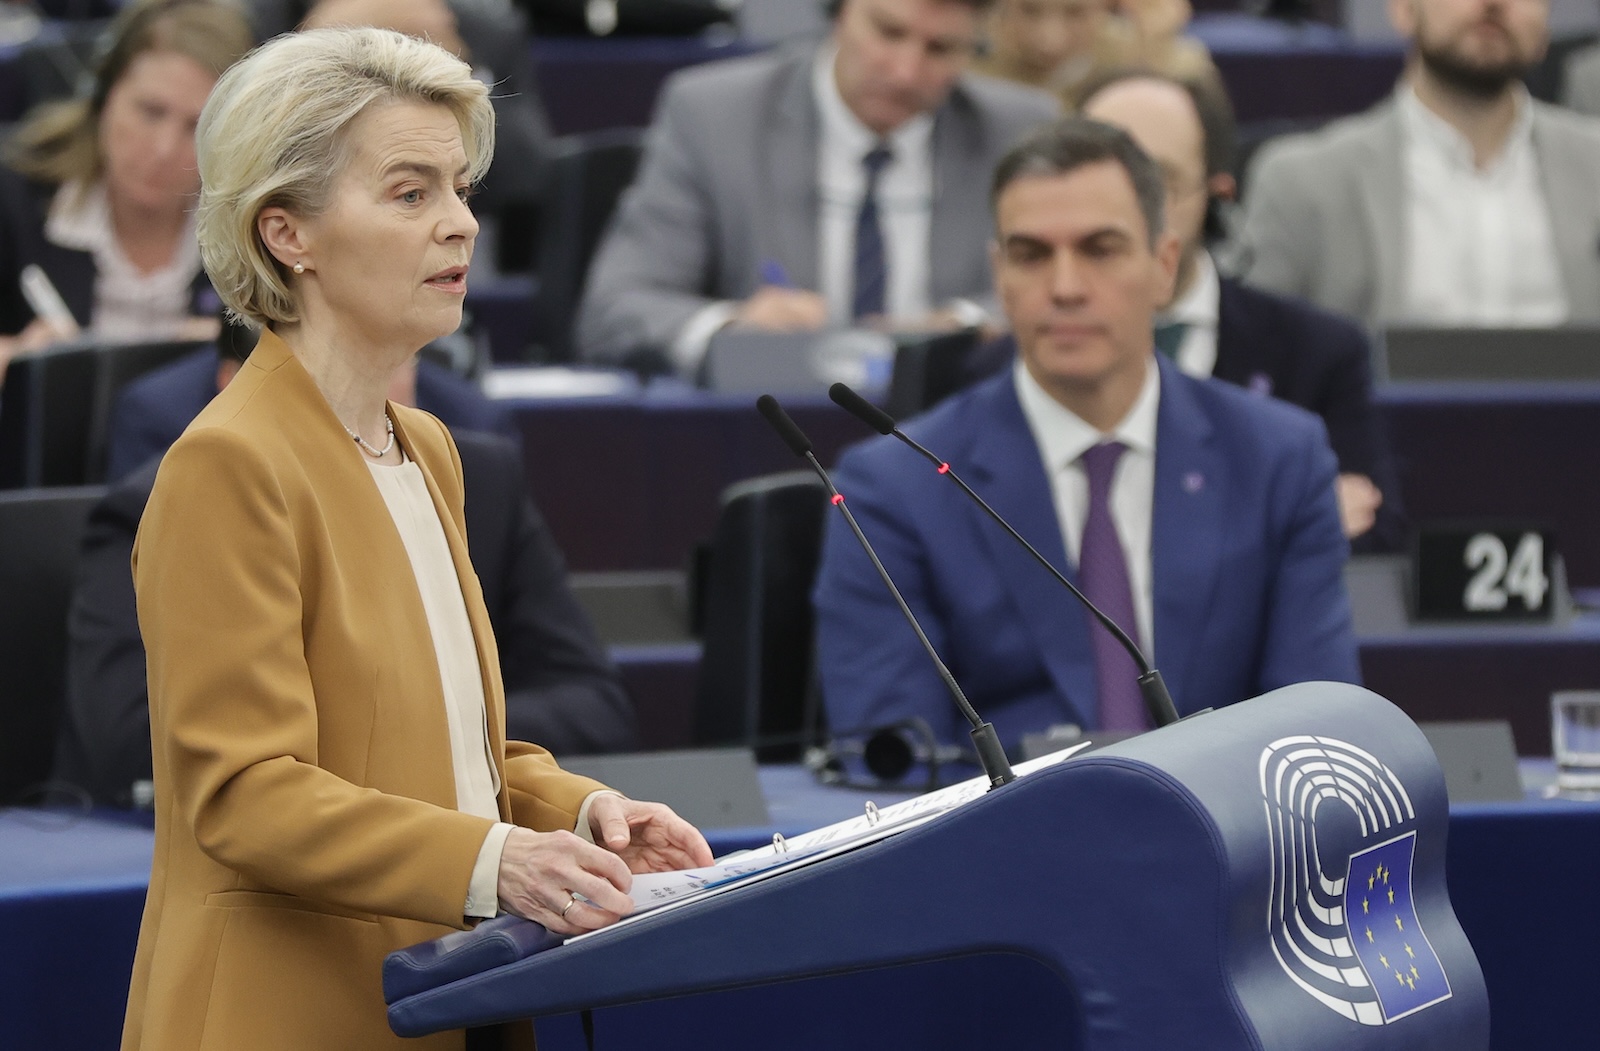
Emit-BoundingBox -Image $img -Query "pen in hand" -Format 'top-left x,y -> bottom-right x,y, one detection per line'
740,259 -> 827,332
20,264 -> 80,339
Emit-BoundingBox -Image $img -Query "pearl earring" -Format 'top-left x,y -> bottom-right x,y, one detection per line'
293,262 -> 305,275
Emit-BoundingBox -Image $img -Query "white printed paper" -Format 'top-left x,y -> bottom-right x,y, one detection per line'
564,742 -> 1093,945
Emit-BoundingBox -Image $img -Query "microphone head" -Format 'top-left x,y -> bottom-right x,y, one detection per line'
862,726 -> 917,782
756,394 -> 813,457
828,383 -> 896,435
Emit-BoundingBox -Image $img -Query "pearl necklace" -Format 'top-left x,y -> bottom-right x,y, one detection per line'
344,413 -> 396,458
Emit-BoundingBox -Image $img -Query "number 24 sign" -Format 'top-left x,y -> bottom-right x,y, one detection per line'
1413,526 -> 1556,622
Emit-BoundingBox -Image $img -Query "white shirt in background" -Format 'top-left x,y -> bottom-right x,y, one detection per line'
1396,86 -> 1568,327
1157,250 -> 1221,379
812,42 -> 935,326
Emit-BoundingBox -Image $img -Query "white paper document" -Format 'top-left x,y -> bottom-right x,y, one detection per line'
565,742 -> 1093,945
483,367 -> 636,400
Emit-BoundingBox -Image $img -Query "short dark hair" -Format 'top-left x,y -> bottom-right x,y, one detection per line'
822,0 -> 994,18
990,118 -> 1167,247
1075,67 -> 1239,180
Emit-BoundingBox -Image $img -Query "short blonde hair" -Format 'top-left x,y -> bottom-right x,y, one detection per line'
195,26 -> 494,329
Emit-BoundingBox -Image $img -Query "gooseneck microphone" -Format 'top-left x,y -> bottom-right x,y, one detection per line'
827,382 -> 1181,729
755,394 -> 1016,789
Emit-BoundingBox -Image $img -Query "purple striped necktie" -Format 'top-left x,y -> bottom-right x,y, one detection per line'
1077,441 -> 1148,732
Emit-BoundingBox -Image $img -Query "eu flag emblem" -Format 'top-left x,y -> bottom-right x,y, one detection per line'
1344,832 -> 1452,1021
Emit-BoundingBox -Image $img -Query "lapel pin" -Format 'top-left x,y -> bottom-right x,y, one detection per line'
1184,471 -> 1205,494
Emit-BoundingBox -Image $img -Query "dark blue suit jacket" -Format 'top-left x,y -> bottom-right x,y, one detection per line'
104,347 -> 513,484
813,355 -> 1361,750
1216,278 -> 1403,551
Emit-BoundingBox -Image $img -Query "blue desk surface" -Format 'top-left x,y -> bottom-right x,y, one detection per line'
0,810 -> 151,1051
2,763 -> 1595,1050
0,808 -> 151,897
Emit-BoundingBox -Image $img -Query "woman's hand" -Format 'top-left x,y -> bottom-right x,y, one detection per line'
588,794 -> 714,874
0,317 -> 75,392
495,827 -> 637,935
11,315 -> 77,355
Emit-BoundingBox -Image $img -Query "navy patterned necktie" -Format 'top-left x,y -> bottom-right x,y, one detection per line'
852,144 -> 894,321
1077,441 -> 1149,732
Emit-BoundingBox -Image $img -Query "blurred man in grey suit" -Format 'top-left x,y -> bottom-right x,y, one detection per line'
576,0 -> 1060,376
1241,0 -> 1600,329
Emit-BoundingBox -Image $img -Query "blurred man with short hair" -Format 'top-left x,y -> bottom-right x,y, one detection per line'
974,0 -> 1216,104
1243,0 -> 1600,328
1078,71 -> 1402,548
576,0 -> 1059,376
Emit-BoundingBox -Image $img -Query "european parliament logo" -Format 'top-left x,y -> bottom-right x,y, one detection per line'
1260,735 -> 1452,1026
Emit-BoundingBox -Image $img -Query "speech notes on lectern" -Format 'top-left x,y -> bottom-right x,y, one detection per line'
568,742 -> 1093,945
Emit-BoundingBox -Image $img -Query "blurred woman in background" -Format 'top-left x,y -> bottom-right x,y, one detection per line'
0,0 -> 252,371
975,0 -> 1217,105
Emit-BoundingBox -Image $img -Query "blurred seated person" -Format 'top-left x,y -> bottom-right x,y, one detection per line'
104,315 -> 512,483
973,0 -> 1216,106
59,423 -> 637,810
813,119 -> 1359,752
575,0 -> 1060,378
1241,0 -> 1600,328
252,0 -> 555,219
970,70 -> 1400,548
0,0 -> 252,367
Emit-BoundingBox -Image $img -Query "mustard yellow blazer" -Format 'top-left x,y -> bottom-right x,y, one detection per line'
121,331 -> 605,1050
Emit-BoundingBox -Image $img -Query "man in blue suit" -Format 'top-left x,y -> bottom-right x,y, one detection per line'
813,118 -> 1360,751
968,71 -> 1403,550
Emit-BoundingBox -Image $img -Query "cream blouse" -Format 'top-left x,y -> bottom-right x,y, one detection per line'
366,453 -> 511,917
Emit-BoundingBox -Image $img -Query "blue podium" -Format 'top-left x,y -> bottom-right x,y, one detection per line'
386,683 -> 1488,1049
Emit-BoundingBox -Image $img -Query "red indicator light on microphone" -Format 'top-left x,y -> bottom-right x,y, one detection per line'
938,463 -> 951,474
832,494 -> 845,505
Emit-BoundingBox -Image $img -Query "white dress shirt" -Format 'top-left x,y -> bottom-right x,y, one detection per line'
811,43 -> 935,326
1157,250 -> 1221,379
1395,86 -> 1568,327
43,180 -> 203,342
1013,357 -> 1160,656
